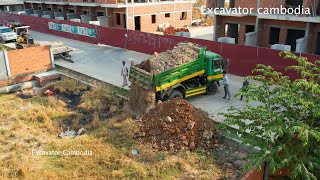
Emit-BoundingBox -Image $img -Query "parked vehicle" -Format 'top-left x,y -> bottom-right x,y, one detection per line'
0,26 -> 17,43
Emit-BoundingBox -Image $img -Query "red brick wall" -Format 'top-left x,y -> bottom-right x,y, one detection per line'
241,167 -> 264,180
260,0 -> 285,9
7,46 -> 52,77
235,0 -> 257,10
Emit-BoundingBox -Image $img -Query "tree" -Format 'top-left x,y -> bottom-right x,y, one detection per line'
220,52 -> 320,179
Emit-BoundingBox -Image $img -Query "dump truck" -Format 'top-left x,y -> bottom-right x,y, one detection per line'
129,45 -> 228,101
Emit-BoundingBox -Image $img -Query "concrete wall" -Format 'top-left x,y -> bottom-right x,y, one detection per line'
43,11 -> 54,19
245,32 -> 257,46
66,13 -> 77,21
97,16 -> 109,27
80,15 -> 92,24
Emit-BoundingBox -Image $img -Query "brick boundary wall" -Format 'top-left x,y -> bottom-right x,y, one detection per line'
0,45 -> 53,88
241,167 -> 264,180
0,13 -> 319,80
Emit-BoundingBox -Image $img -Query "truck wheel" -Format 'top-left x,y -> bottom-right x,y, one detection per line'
168,90 -> 183,100
207,83 -> 218,95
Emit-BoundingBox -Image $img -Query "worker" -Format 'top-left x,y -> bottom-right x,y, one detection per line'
19,28 -> 28,40
240,77 -> 249,100
222,72 -> 231,100
121,61 -> 129,87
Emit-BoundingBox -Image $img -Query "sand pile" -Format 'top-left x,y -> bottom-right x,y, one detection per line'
134,98 -> 218,151
138,42 -> 200,74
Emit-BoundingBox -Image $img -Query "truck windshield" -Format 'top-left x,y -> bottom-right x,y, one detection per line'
213,59 -> 223,68
0,28 -> 13,33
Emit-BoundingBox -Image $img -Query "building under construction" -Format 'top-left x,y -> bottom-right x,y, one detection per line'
23,0 -> 193,33
212,0 -> 320,55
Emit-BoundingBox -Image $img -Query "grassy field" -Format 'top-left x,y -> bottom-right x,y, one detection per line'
0,79 -> 225,180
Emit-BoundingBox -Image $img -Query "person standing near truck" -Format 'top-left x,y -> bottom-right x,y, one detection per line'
222,72 -> 231,100
121,61 -> 129,87
240,77 -> 249,100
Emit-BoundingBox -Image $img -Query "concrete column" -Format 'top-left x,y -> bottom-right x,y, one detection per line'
305,22 -> 314,54
4,51 -> 11,77
238,24 -> 246,45
279,28 -> 288,45
214,15 -> 225,41
49,47 -> 55,68
255,18 -> 262,46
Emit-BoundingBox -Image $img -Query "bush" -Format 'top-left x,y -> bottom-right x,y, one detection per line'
220,52 -> 320,179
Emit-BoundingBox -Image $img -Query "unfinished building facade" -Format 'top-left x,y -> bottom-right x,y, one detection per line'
23,0 -> 193,33
214,0 -> 320,55
0,0 -> 24,12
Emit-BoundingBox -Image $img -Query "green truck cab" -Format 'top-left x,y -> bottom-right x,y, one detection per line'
129,46 -> 227,101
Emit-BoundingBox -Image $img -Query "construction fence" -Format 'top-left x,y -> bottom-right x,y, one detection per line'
0,12 -> 319,79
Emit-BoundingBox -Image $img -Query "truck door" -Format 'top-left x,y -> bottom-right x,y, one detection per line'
207,58 -> 223,82
206,58 -> 214,76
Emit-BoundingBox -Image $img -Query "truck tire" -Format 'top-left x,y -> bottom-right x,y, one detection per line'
207,83 -> 218,95
168,90 -> 183,100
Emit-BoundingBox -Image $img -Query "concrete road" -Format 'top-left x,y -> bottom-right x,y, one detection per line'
30,31 -> 149,89
30,31 -> 248,122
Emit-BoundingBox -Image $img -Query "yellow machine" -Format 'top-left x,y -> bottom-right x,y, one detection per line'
14,26 -> 34,49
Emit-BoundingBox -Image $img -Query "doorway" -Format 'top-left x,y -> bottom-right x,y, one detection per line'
134,16 -> 141,31
227,23 -> 239,44
286,29 -> 305,51
245,25 -> 255,33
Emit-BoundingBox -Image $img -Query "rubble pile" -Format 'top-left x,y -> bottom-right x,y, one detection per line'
138,42 -> 200,74
134,98 -> 218,151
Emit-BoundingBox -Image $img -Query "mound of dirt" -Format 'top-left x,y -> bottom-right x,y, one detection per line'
138,42 -> 200,74
134,98 -> 218,151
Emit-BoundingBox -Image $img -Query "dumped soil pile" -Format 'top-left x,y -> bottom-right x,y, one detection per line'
129,83 -> 155,115
134,98 -> 218,151
138,42 -> 200,74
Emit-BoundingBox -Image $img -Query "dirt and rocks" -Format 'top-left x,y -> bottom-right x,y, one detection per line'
128,83 -> 155,115
134,98 -> 219,152
133,98 -> 248,179
138,42 -> 200,74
